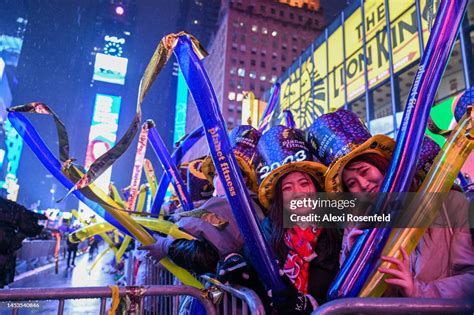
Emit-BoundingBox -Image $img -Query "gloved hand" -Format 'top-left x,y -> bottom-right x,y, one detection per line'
138,236 -> 173,263
268,274 -> 317,315
216,253 -> 251,285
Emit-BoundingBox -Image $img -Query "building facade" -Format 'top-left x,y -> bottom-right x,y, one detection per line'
273,0 -> 474,176
184,0 -> 326,157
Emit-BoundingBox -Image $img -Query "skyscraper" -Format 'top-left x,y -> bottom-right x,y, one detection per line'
185,0 -> 325,157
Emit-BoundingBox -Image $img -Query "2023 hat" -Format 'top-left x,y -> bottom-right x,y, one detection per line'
202,125 -> 261,192
256,125 -> 327,209
187,158 -> 214,201
306,110 -> 395,192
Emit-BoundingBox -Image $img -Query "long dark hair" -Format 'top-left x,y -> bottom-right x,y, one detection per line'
268,171 -> 323,263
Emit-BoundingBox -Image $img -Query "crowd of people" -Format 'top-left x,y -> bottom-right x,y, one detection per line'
141,109 -> 473,314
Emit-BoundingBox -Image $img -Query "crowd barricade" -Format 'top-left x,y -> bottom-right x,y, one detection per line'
139,258 -> 265,315
0,285 -> 216,315
312,297 -> 474,314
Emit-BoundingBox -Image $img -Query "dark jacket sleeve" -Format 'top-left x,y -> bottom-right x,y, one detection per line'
167,238 -> 220,275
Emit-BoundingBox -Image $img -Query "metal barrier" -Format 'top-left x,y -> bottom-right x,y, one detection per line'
312,298 -> 474,314
0,285 -> 216,315
201,275 -> 266,315
140,257 -> 266,315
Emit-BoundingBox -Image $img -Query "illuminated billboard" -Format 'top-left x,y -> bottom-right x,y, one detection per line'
0,35 -> 24,67
279,0 -> 437,128
84,93 -> 121,190
93,53 -> 128,85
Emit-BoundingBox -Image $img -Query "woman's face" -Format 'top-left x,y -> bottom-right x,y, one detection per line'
281,171 -> 317,214
342,161 -> 385,193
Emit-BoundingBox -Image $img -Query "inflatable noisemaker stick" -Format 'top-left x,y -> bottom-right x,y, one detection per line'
150,126 -> 204,215
7,112 -> 203,289
148,125 -> 194,212
69,218 -> 194,243
127,121 -> 153,211
88,247 -> 112,274
257,82 -> 280,133
135,184 -> 148,213
360,107 -> 473,297
144,159 -> 158,197
172,34 -> 286,292
328,0 -> 469,299
283,109 -> 296,128
6,111 -> 132,237
71,209 -> 118,254
109,183 -> 127,209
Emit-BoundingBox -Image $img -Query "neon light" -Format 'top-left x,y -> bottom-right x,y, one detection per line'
173,68 -> 188,143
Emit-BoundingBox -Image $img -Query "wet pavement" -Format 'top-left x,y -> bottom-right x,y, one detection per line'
0,246 -> 119,314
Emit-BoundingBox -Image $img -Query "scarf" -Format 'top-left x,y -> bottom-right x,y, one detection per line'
283,226 -> 321,293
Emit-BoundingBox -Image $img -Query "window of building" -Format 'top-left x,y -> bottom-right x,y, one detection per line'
250,82 -> 255,90
237,68 -> 245,77
272,31 -> 278,37
271,75 -> 277,83
272,41 -> 278,49
261,61 -> 266,68
230,80 -> 236,88
298,15 -> 303,22
280,10 -> 284,17
282,66 -> 286,72
237,106 -> 242,113
251,59 -> 256,66
262,27 -> 268,35
236,93 -> 243,102
252,25 -> 258,32
233,21 -> 239,28
251,48 -> 257,55
290,13 -> 294,20
260,5 -> 266,12
282,44 -> 287,50
230,67 -> 236,75
231,43 -> 237,51
239,60 -> 245,65
260,74 -> 266,81
292,46 -> 298,53
292,36 -> 297,42
271,8 -> 275,14
231,58 -> 237,65
249,71 -> 256,79
240,21 -> 244,27
281,54 -> 287,61
315,20 -> 319,26
260,86 -> 265,92
240,34 -> 246,42
240,44 -> 246,52
272,66 -> 277,71
272,52 -> 277,59
228,92 -> 236,101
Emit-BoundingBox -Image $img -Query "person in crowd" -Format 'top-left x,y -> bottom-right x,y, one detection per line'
66,226 -> 79,268
257,125 -> 342,314
140,125 -> 265,281
0,197 -> 45,287
307,109 -> 474,298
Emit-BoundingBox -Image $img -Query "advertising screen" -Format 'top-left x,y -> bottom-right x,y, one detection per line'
93,53 -> 128,85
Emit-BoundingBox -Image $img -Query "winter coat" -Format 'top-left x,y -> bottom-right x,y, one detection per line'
340,190 -> 474,298
167,194 -> 265,275
261,218 -> 342,305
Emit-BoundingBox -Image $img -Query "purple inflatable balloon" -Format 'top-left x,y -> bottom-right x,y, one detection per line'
329,0 -> 469,299
173,35 -> 286,292
7,112 -> 134,237
148,126 -> 194,212
150,126 -> 204,215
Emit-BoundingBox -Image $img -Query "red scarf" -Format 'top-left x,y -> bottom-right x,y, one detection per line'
283,226 -> 321,293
